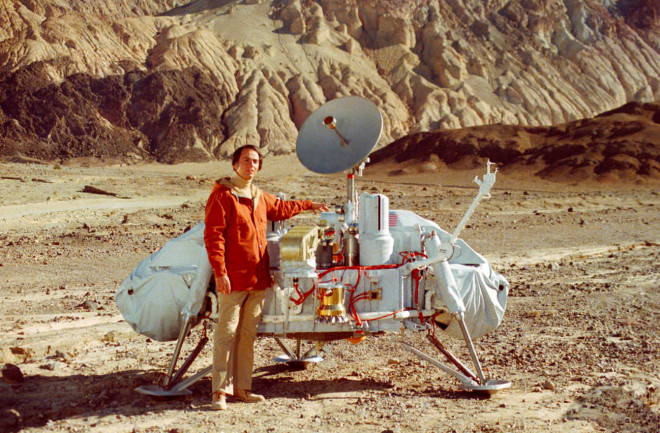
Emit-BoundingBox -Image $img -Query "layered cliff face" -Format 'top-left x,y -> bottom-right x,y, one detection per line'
0,0 -> 658,164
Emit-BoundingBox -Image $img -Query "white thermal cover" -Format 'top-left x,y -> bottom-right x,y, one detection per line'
115,223 -> 213,341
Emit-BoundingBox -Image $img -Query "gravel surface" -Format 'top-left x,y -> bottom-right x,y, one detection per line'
1,160 -> 658,433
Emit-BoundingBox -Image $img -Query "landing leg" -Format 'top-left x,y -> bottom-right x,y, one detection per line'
136,317 -> 211,398
273,338 -> 324,368
455,313 -> 511,395
403,315 -> 511,395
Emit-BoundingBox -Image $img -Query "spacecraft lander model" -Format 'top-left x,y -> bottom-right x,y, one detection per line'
116,96 -> 511,398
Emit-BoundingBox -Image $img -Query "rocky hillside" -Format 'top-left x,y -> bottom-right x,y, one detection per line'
369,101 -> 660,184
0,0 -> 659,164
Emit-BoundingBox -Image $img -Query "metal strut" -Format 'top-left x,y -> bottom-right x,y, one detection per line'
456,312 -> 487,384
163,315 -> 195,387
426,332 -> 478,383
274,338 -> 325,366
136,316 -> 211,398
402,316 -> 511,395
454,313 -> 511,394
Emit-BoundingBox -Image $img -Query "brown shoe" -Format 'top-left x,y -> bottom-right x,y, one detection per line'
232,389 -> 265,403
211,391 -> 227,410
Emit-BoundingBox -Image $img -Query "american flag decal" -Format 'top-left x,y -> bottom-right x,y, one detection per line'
389,212 -> 398,227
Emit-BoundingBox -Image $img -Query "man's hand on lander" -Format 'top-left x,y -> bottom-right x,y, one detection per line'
215,274 -> 231,295
310,202 -> 330,214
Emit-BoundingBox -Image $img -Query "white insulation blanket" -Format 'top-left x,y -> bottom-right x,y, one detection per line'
115,223 -> 213,341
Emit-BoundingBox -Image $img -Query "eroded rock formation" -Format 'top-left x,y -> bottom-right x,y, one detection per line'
0,0 -> 658,164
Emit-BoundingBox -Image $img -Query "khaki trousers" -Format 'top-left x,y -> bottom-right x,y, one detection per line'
212,289 -> 266,395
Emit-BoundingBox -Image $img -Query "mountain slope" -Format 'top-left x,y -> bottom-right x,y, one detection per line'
0,0 -> 658,164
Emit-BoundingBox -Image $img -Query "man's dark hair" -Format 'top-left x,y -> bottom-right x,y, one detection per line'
231,145 -> 263,170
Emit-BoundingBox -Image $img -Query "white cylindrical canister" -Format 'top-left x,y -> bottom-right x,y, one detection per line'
358,193 -> 394,265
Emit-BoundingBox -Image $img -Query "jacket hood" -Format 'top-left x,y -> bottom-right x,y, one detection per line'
214,177 -> 262,210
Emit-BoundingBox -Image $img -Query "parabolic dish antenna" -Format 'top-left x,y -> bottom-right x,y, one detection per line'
296,96 -> 383,174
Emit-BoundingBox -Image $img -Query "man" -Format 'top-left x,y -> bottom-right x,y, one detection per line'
204,144 -> 328,410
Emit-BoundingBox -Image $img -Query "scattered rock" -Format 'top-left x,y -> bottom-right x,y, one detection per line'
77,300 -> 100,311
81,185 -> 118,197
1,347 -> 32,363
53,350 -> 72,363
39,363 -> 56,371
0,409 -> 21,429
101,331 -> 116,343
1,363 -> 24,384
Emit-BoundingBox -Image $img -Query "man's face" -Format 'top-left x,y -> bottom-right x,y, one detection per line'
233,148 -> 260,181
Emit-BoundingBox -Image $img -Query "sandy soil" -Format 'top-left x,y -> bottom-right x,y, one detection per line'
1,157 -> 659,433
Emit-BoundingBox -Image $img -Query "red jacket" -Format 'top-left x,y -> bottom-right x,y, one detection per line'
204,178 -> 313,292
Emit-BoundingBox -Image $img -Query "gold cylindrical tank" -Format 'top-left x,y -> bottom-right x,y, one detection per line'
315,283 -> 348,323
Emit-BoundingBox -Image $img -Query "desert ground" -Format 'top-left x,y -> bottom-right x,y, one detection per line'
0,157 -> 658,433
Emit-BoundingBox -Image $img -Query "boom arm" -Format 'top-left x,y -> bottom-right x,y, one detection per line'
451,160 -> 497,245
404,160 -> 498,274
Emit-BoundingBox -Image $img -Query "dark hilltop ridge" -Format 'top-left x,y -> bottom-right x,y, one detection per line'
369,101 -> 660,184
